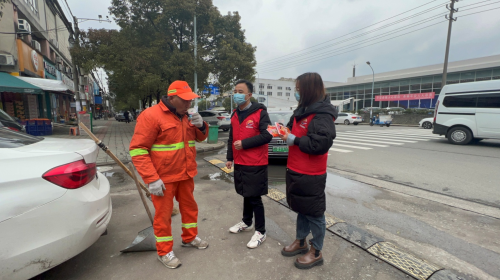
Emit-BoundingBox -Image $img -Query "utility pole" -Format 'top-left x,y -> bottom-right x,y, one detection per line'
441,0 -> 459,88
194,14 -> 198,106
72,16 -> 83,112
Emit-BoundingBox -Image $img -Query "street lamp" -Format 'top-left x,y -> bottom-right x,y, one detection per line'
366,61 -> 375,122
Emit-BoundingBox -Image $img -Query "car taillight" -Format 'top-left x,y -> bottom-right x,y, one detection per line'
433,100 -> 439,123
351,117 -> 357,119
217,116 -> 225,120
42,159 -> 96,189
6,127 -> 20,131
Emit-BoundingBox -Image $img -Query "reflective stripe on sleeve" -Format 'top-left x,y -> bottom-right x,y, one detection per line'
130,149 -> 149,157
188,140 -> 195,147
182,223 -> 197,229
155,235 -> 173,242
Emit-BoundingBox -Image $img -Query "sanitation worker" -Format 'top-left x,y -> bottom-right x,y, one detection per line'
226,79 -> 272,249
129,81 -> 209,269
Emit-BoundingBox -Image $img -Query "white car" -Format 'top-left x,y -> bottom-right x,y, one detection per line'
419,117 -> 434,129
335,113 -> 363,125
0,127 -> 112,280
199,110 -> 231,131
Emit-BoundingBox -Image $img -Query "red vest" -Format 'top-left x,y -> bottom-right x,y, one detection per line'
231,109 -> 268,166
287,114 -> 328,175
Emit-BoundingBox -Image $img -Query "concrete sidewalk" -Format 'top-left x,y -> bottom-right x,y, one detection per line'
40,159 -> 408,280
46,120 -> 225,165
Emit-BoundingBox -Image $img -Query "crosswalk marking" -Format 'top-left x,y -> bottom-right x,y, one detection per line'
356,131 -> 441,138
341,132 -> 432,141
329,148 -> 353,153
333,140 -> 389,147
336,137 -> 405,145
332,143 -> 372,150
336,134 -> 419,143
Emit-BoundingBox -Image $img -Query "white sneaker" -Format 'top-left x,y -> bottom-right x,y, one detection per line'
158,251 -> 181,269
229,221 -> 254,233
247,231 -> 266,249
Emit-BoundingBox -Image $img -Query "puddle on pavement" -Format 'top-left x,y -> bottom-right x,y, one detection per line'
200,172 -> 233,184
103,171 -> 126,183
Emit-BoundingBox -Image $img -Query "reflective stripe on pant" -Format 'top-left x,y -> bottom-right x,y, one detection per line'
151,178 -> 198,256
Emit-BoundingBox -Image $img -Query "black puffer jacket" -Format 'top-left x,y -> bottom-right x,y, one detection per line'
227,102 -> 272,197
285,96 -> 337,217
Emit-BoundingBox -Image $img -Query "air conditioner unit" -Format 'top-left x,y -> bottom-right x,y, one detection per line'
0,54 -> 16,66
49,39 -> 59,49
57,63 -> 63,71
55,57 -> 62,63
31,40 -> 41,52
17,19 -> 31,33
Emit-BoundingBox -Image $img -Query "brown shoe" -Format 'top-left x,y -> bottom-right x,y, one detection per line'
294,246 -> 324,269
281,239 -> 309,257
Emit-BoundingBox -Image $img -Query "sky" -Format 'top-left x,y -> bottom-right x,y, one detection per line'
65,0 -> 500,85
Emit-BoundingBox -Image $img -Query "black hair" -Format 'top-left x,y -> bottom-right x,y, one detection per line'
235,79 -> 254,93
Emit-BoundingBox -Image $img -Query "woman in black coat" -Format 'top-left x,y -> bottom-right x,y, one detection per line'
279,72 -> 337,269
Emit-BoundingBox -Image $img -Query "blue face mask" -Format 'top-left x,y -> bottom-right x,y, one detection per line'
294,91 -> 300,102
233,93 -> 248,105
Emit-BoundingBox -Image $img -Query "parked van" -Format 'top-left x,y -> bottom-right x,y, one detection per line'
433,80 -> 500,145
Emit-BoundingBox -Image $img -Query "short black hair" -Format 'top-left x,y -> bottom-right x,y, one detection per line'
235,79 -> 254,93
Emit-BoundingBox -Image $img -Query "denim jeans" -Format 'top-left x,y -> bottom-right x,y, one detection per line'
296,213 -> 326,251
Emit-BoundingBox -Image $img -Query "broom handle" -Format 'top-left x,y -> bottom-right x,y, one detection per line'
78,122 -> 151,198
129,163 -> 154,225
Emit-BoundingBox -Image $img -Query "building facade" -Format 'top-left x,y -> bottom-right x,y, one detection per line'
256,77 -> 340,110
327,55 -> 500,111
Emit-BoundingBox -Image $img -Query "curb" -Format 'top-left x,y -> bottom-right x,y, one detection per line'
195,141 -> 225,153
203,156 -> 466,280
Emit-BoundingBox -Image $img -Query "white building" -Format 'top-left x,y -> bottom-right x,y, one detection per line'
255,77 -> 340,110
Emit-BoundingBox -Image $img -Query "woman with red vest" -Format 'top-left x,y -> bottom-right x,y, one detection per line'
225,80 -> 272,249
279,73 -> 337,269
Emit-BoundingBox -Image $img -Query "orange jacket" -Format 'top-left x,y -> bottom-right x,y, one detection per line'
129,102 -> 208,184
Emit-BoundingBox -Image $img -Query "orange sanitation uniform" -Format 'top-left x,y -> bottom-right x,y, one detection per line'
129,101 -> 208,256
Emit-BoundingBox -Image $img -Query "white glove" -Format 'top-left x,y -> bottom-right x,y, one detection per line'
191,112 -> 203,128
149,179 -> 166,196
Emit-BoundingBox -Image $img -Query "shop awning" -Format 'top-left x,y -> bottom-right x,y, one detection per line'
0,72 -> 43,94
16,76 -> 73,93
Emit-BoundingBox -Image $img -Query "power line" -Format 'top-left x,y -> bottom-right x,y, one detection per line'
258,4 -> 449,67
259,20 -> 448,74
63,0 -> 74,19
259,6 -> 500,74
0,25 -> 72,35
460,0 -> 494,8
459,0 -> 500,11
257,0 -> 447,65
257,14 -> 447,71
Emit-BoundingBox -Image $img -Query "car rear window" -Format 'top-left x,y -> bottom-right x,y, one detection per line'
0,127 -> 43,148
269,112 -> 293,125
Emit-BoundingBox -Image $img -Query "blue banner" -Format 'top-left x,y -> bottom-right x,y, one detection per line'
95,96 -> 102,104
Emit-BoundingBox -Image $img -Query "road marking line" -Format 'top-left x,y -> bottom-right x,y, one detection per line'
329,148 -> 353,153
342,133 -> 433,141
358,131 -> 442,138
336,137 -> 405,145
334,140 -> 388,147
332,143 -> 372,150
336,134 -> 419,143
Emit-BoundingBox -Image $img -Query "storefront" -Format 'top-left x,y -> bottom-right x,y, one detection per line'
16,39 -> 45,78
0,72 -> 45,121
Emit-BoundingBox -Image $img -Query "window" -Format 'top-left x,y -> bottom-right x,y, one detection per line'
286,92 -> 290,96
286,87 -> 291,90
267,85 -> 273,89
475,70 -> 492,81
259,91 -> 264,95
277,86 -> 282,90
267,92 -> 272,96
277,92 -> 282,96
443,95 -> 477,108
24,0 -> 38,15
477,93 -> 500,108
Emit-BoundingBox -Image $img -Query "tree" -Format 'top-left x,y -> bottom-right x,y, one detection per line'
72,0 -> 256,109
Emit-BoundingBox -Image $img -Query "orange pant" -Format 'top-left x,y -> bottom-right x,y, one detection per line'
151,178 -> 198,256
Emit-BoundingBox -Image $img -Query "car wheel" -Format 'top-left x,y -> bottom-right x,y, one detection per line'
386,124 -> 390,127
353,123 -> 359,126
447,127 -> 472,145
344,120 -> 350,125
223,129 -> 229,132
423,122 -> 433,129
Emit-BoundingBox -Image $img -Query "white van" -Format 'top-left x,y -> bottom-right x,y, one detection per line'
433,80 -> 500,145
